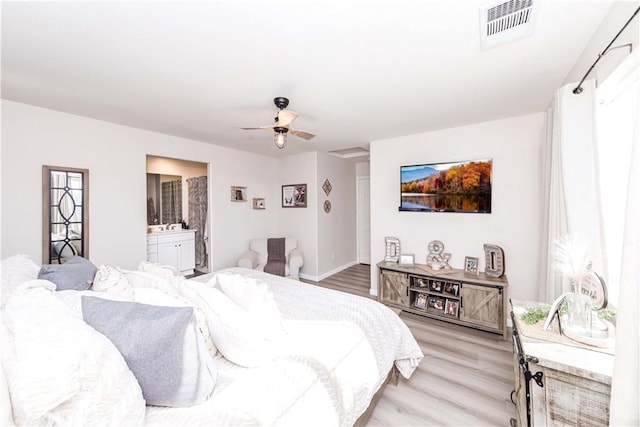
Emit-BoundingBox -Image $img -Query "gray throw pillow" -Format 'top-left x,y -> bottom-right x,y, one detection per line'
81,296 -> 217,407
38,256 -> 97,291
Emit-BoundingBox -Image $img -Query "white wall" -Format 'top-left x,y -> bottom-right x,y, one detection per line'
1,100 -> 278,270
276,152 -> 318,278
317,152 -> 357,278
370,112 -> 546,302
565,2 -> 640,86
355,160 -> 370,178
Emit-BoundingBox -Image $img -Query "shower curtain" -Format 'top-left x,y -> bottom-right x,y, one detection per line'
161,180 -> 182,224
187,176 -> 208,271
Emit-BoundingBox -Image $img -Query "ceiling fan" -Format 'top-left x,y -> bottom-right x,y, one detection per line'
240,97 -> 316,149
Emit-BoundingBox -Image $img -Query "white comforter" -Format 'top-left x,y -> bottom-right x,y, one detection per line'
145,268 -> 423,426
1,267 -> 423,427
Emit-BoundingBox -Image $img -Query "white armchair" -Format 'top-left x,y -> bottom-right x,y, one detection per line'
237,238 -> 304,280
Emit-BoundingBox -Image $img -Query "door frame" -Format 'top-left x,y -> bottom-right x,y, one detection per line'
356,176 -> 371,265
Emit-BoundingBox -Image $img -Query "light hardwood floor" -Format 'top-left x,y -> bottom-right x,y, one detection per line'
303,264 -> 516,426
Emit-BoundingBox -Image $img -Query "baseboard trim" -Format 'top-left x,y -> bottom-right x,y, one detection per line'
299,260 -> 358,282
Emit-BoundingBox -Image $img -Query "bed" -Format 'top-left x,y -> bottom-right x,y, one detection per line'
0,256 -> 423,427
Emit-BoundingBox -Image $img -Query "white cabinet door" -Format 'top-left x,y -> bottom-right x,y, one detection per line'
177,239 -> 195,273
158,243 -> 179,270
154,231 -> 196,275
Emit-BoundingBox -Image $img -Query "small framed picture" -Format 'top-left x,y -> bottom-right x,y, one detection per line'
442,282 -> 459,296
414,293 -> 427,309
444,299 -> 459,317
399,253 -> 415,266
282,184 -> 307,208
231,186 -> 247,202
464,256 -> 479,274
252,198 -> 265,209
428,296 -> 445,311
429,280 -> 443,293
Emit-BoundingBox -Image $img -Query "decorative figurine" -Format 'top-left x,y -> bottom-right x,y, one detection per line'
427,240 -> 452,270
483,244 -> 505,277
384,237 -> 401,262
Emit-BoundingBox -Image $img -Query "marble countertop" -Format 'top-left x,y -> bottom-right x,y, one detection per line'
147,228 -> 197,235
510,299 -> 614,384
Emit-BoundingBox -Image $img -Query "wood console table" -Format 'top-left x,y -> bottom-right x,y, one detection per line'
377,261 -> 508,339
510,299 -> 614,426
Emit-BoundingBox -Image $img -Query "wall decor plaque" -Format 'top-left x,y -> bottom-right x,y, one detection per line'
323,200 -> 331,213
322,179 -> 332,196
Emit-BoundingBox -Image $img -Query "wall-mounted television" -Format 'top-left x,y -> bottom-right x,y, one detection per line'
399,159 -> 492,213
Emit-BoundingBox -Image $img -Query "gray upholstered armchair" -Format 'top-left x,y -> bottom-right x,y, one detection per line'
237,237 -> 304,280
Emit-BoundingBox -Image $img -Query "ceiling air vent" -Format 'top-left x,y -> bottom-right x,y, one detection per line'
480,0 -> 537,51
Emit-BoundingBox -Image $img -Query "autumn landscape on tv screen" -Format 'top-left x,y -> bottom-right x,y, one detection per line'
400,159 -> 492,213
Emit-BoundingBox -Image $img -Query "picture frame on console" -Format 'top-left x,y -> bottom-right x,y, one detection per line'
443,282 -> 459,296
399,253 -> 415,266
464,256 -> 479,274
444,299 -> 459,317
429,280 -> 443,293
414,293 -> 427,309
428,296 -> 445,311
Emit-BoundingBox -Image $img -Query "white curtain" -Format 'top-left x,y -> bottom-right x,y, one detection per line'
609,70 -> 640,426
540,79 -> 607,302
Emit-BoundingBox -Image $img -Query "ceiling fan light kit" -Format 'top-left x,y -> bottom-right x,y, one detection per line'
240,97 -> 316,150
273,126 -> 288,149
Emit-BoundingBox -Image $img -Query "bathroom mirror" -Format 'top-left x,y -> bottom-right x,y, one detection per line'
43,165 -> 89,264
147,173 -> 183,225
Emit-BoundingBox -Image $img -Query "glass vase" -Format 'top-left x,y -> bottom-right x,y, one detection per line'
564,279 -> 593,337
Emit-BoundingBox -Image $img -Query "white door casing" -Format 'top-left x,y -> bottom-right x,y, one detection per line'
356,177 -> 371,264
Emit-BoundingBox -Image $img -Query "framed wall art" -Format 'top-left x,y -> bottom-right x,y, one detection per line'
282,184 -> 307,208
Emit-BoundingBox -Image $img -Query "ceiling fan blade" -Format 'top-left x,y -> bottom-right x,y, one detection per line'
239,125 -> 274,131
290,129 -> 316,140
277,110 -> 298,127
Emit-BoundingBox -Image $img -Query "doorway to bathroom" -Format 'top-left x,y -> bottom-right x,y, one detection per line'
146,155 -> 210,275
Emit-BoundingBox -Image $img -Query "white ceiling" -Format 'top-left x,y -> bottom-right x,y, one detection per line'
1,1 -> 616,158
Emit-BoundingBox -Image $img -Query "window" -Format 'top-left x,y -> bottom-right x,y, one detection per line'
596,57 -> 639,307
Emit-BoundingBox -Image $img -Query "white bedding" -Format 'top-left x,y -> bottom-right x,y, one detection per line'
1,265 -> 423,427
145,268 -> 423,427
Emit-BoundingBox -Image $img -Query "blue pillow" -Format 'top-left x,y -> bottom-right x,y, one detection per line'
81,296 -> 217,407
38,256 -> 96,291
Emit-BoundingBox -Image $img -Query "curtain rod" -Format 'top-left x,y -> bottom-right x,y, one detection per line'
573,6 -> 640,94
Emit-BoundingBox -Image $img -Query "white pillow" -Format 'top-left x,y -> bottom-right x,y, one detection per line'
54,290 -> 133,318
0,255 -> 40,307
187,284 -> 278,367
92,265 -> 134,299
215,272 -> 285,340
1,284 -> 145,426
138,261 -> 180,282
122,269 -> 178,295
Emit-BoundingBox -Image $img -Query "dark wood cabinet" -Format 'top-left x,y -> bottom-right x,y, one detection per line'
378,261 -> 508,339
